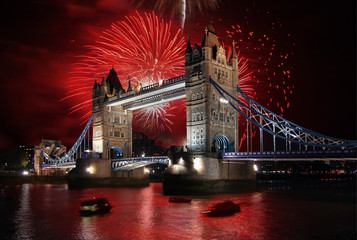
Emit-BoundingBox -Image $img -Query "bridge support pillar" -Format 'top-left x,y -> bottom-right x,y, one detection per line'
163,152 -> 256,194
221,160 -> 256,180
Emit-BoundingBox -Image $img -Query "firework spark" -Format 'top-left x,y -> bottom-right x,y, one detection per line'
217,5 -> 295,151
65,8 -> 292,149
64,11 -> 186,143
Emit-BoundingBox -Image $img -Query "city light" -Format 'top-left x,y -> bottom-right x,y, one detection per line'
22,170 -> 29,175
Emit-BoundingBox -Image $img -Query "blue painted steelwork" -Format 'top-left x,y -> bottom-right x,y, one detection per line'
213,135 -> 234,152
210,77 -> 357,149
42,115 -> 93,167
111,157 -> 169,171
223,149 -> 357,160
111,147 -> 124,159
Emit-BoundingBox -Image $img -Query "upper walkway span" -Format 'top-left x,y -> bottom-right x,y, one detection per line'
104,75 -> 186,110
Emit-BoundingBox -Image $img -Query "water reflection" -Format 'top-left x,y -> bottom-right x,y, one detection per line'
2,183 -> 356,240
13,184 -> 34,240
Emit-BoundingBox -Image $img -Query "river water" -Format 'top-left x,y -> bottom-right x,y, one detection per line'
0,183 -> 355,240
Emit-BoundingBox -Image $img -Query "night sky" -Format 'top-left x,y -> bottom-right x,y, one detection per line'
0,0 -> 355,149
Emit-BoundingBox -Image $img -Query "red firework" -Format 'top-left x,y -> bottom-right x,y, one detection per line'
64,11 -> 187,145
64,11 -> 269,147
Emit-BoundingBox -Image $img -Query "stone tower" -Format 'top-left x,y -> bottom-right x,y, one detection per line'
185,25 -> 239,152
92,68 -> 133,158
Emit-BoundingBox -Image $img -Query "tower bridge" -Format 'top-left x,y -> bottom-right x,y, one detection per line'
35,25 -> 356,186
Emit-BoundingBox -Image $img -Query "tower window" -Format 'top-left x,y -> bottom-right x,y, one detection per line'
114,131 -> 120,137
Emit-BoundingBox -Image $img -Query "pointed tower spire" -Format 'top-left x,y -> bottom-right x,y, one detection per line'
185,35 -> 192,54
127,76 -> 132,92
101,72 -> 105,85
93,76 -> 98,89
231,40 -> 237,59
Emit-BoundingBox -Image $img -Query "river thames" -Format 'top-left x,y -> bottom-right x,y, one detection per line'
1,182 -> 355,240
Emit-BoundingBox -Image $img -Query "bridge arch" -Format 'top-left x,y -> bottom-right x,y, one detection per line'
212,135 -> 233,153
111,147 -> 124,159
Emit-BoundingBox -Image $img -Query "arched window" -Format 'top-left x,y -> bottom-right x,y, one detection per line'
114,116 -> 119,123
201,112 -> 204,120
197,113 -> 200,121
192,113 -> 196,121
196,93 -> 200,99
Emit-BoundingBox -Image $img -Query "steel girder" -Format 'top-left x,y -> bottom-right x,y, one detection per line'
42,115 -> 93,166
210,78 -> 356,149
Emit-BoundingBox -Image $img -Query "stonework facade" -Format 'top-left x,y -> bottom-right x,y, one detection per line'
92,68 -> 133,158
34,139 -> 67,175
185,25 -> 239,152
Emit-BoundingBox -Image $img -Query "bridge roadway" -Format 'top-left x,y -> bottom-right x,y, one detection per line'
109,150 -> 356,171
222,149 -> 357,161
41,150 -> 356,170
104,75 -> 186,110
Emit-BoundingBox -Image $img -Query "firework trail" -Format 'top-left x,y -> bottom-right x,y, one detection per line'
131,0 -> 221,29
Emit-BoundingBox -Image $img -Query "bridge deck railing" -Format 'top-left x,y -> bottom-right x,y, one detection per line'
223,149 -> 356,159
105,75 -> 185,104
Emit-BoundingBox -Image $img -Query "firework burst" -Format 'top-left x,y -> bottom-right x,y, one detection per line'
64,11 -> 186,143
216,5 -> 295,151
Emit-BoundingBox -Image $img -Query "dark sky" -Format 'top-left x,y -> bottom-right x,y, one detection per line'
0,0 -> 355,149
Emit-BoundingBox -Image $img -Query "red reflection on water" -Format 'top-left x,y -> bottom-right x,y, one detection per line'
2,183 -> 356,240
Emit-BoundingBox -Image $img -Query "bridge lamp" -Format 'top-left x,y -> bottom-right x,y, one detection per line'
22,170 -> 29,175
86,167 -> 94,174
193,158 -> 203,173
253,164 -> 258,172
144,168 -> 150,174
142,153 -> 145,157
219,97 -> 228,104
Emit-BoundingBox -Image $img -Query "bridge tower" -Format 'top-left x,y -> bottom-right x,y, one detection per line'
92,68 -> 133,158
185,24 -> 239,153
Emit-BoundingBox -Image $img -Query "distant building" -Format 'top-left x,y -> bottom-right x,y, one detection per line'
132,132 -> 167,157
18,145 -> 34,168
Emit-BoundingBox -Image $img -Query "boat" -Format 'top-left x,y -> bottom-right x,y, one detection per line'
169,197 -> 192,203
79,197 -> 112,216
203,200 -> 240,217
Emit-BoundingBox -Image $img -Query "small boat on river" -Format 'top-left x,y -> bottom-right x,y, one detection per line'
169,197 -> 192,203
203,200 -> 240,217
79,197 -> 112,216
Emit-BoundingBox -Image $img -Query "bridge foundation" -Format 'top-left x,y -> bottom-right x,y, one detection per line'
68,157 -> 149,188
163,152 -> 256,194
